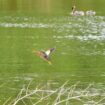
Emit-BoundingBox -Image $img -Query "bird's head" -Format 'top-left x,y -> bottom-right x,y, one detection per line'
33,50 -> 42,56
72,5 -> 76,11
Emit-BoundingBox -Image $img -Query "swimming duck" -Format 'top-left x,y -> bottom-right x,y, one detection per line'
33,48 -> 55,64
71,5 -> 85,16
86,10 -> 96,16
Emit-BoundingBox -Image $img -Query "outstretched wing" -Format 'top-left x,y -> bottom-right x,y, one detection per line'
33,48 -> 55,65
45,48 -> 55,56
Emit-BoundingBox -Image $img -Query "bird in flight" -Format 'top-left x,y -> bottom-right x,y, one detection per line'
33,48 -> 55,65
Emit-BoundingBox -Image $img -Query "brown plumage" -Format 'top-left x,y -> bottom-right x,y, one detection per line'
33,48 -> 55,64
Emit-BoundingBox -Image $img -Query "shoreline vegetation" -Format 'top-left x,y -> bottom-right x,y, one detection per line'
4,81 -> 105,105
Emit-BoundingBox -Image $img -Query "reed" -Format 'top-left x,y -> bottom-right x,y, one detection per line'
4,81 -> 105,105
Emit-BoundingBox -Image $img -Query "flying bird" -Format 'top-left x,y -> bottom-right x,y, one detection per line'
33,48 -> 55,65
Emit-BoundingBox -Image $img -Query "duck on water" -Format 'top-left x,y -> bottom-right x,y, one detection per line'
71,5 -> 96,16
71,5 -> 84,16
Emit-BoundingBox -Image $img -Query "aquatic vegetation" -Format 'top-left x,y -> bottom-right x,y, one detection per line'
4,81 -> 105,105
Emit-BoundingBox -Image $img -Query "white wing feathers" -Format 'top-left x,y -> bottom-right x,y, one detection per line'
45,50 -> 51,56
45,48 -> 55,56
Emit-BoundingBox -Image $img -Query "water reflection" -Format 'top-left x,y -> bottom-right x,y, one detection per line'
0,0 -> 105,15
0,0 -> 17,11
0,0 -> 54,14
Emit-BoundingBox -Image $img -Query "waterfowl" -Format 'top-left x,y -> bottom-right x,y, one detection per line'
33,48 -> 55,65
71,5 -> 85,16
86,10 -> 96,16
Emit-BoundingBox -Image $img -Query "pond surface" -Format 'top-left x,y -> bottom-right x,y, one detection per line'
0,0 -> 105,104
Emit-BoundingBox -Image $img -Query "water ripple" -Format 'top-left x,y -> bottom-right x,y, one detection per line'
0,22 -> 50,28
53,34 -> 105,41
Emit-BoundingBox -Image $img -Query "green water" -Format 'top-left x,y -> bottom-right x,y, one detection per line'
0,0 -> 105,104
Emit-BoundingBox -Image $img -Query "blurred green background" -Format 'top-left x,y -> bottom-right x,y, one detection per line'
0,0 -> 105,104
